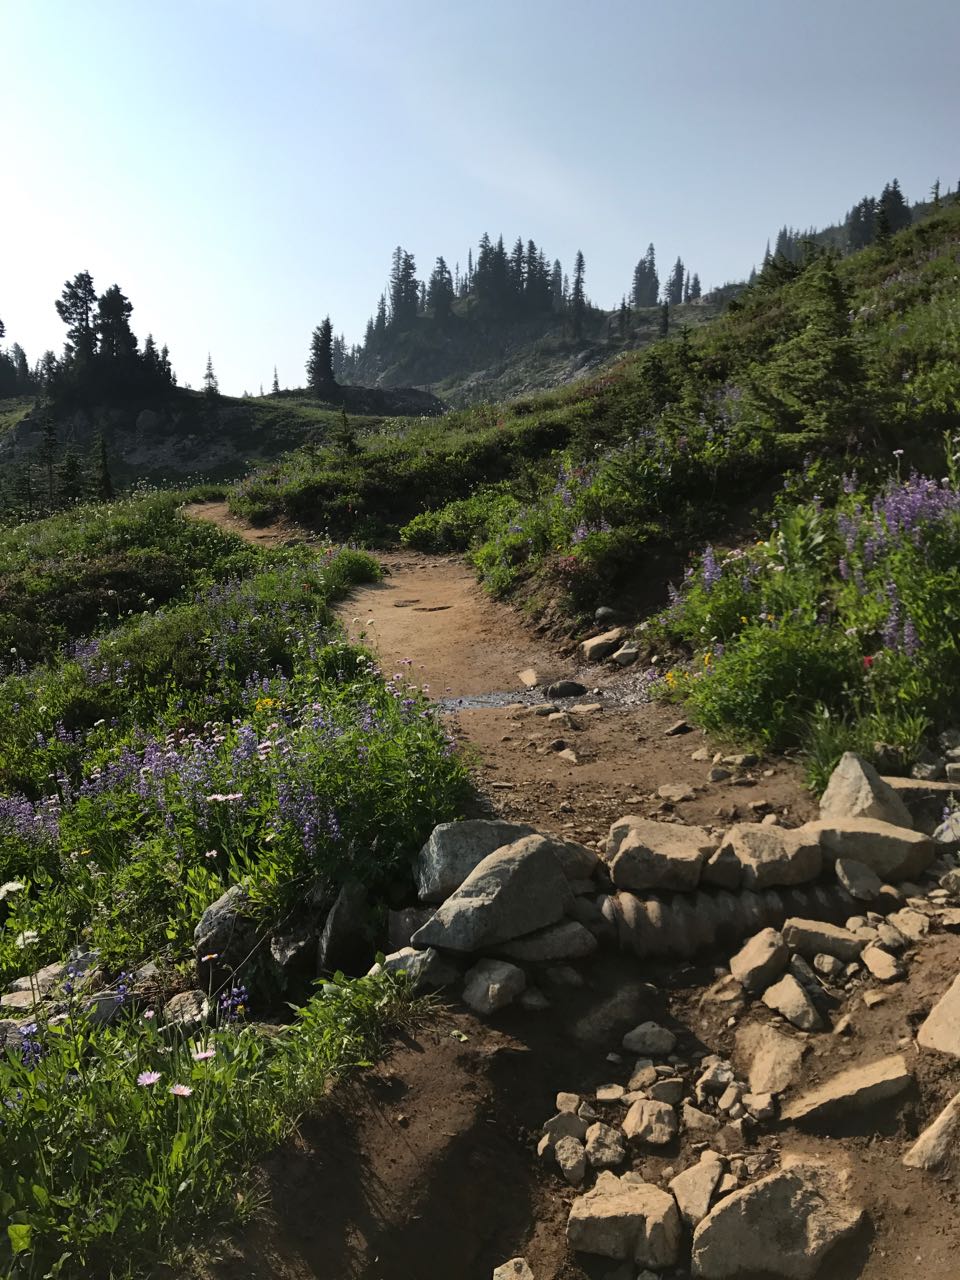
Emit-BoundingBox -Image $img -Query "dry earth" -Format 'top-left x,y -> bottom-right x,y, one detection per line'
184,503 -> 960,1280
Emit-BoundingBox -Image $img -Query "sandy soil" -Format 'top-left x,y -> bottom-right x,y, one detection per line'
183,502 -> 960,1280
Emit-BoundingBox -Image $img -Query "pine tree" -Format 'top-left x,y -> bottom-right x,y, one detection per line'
55,271 -> 98,368
571,250 -> 586,339
427,256 -> 455,323
203,353 -> 218,399
689,273 -> 702,301
667,258 -> 685,305
550,259 -> 563,311
306,318 -> 335,394
272,366 -> 279,394
332,406 -> 359,456
630,244 -> 659,308
682,269 -> 691,304
58,451 -> 85,505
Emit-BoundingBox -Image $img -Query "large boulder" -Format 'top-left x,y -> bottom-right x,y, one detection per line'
411,837 -> 574,953
567,1176 -> 681,1268
720,824 -> 822,890
690,1158 -> 865,1279
917,973 -> 960,1056
607,818 -> 715,893
819,752 -> 914,828
806,817 -> 934,881
415,820 -> 538,902
781,1054 -> 913,1124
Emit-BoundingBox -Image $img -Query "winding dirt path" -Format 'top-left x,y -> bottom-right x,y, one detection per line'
184,502 -> 960,1280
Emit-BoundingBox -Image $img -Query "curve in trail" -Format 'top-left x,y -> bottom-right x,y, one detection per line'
183,501 -> 815,845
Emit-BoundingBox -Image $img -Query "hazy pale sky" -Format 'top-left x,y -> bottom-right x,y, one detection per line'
2,0 -> 957,394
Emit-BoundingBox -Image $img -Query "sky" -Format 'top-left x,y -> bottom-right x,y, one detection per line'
2,0 -> 958,395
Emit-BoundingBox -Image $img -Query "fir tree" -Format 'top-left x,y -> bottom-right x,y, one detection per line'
272,366 -> 280,394
667,257 -> 685,305
203,354 -> 218,399
306,318 -> 335,394
427,256 -> 455,323
571,251 -> 586,339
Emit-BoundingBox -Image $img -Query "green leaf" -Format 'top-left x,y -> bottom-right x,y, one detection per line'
8,1222 -> 32,1255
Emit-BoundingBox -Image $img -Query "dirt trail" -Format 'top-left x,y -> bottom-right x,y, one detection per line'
185,502 -> 960,1280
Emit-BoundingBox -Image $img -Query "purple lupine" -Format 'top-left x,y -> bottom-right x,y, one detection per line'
702,545 -> 721,590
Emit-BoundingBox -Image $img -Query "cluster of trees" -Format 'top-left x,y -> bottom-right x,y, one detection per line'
50,271 -> 176,402
0,274 -> 177,407
629,245 -> 701,309
0,419 -> 114,520
0,319 -> 39,398
846,179 -> 912,250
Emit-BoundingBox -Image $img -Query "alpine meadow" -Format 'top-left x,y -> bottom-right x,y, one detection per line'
3,4 -> 960,1279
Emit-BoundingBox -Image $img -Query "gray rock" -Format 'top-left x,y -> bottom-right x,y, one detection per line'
701,843 -> 742,890
622,1098 -> 678,1145
567,1177 -> 681,1267
162,989 -> 209,1031
934,813 -> 960,847
317,879 -> 370,973
721,824 -> 822,890
611,643 -> 640,667
269,919 -> 318,973
580,628 -> 626,662
761,975 -> 822,1031
607,818 -> 715,893
670,1152 -> 724,1228
782,917 -> 863,962
194,885 -> 256,975
498,920 -> 598,962
415,820 -> 538,902
622,1021 -> 677,1056
462,958 -> 525,1014
819,752 -> 914,828
585,1121 -> 627,1168
555,1134 -> 587,1185
813,952 -> 844,979
903,1090 -> 960,1169
411,837 -> 573,953
729,928 -> 789,993
388,907 -> 434,950
492,1259 -> 534,1280
546,679 -> 587,699
917,974 -> 960,1056
808,817 -> 933,881
861,946 -> 905,982
682,1102 -> 721,1136
782,1054 -> 913,1123
378,947 -> 460,992
835,857 -> 883,901
876,921 -> 907,951
690,1158 -> 865,1279
887,907 -> 930,941
542,1110 -> 589,1148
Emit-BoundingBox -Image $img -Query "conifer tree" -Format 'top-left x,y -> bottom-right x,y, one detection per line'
571,250 -> 586,339
689,272 -> 702,301
306,318 -> 335,394
203,354 -> 218,398
667,257 -> 685,305
272,366 -> 280,394
427,256 -> 455,323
